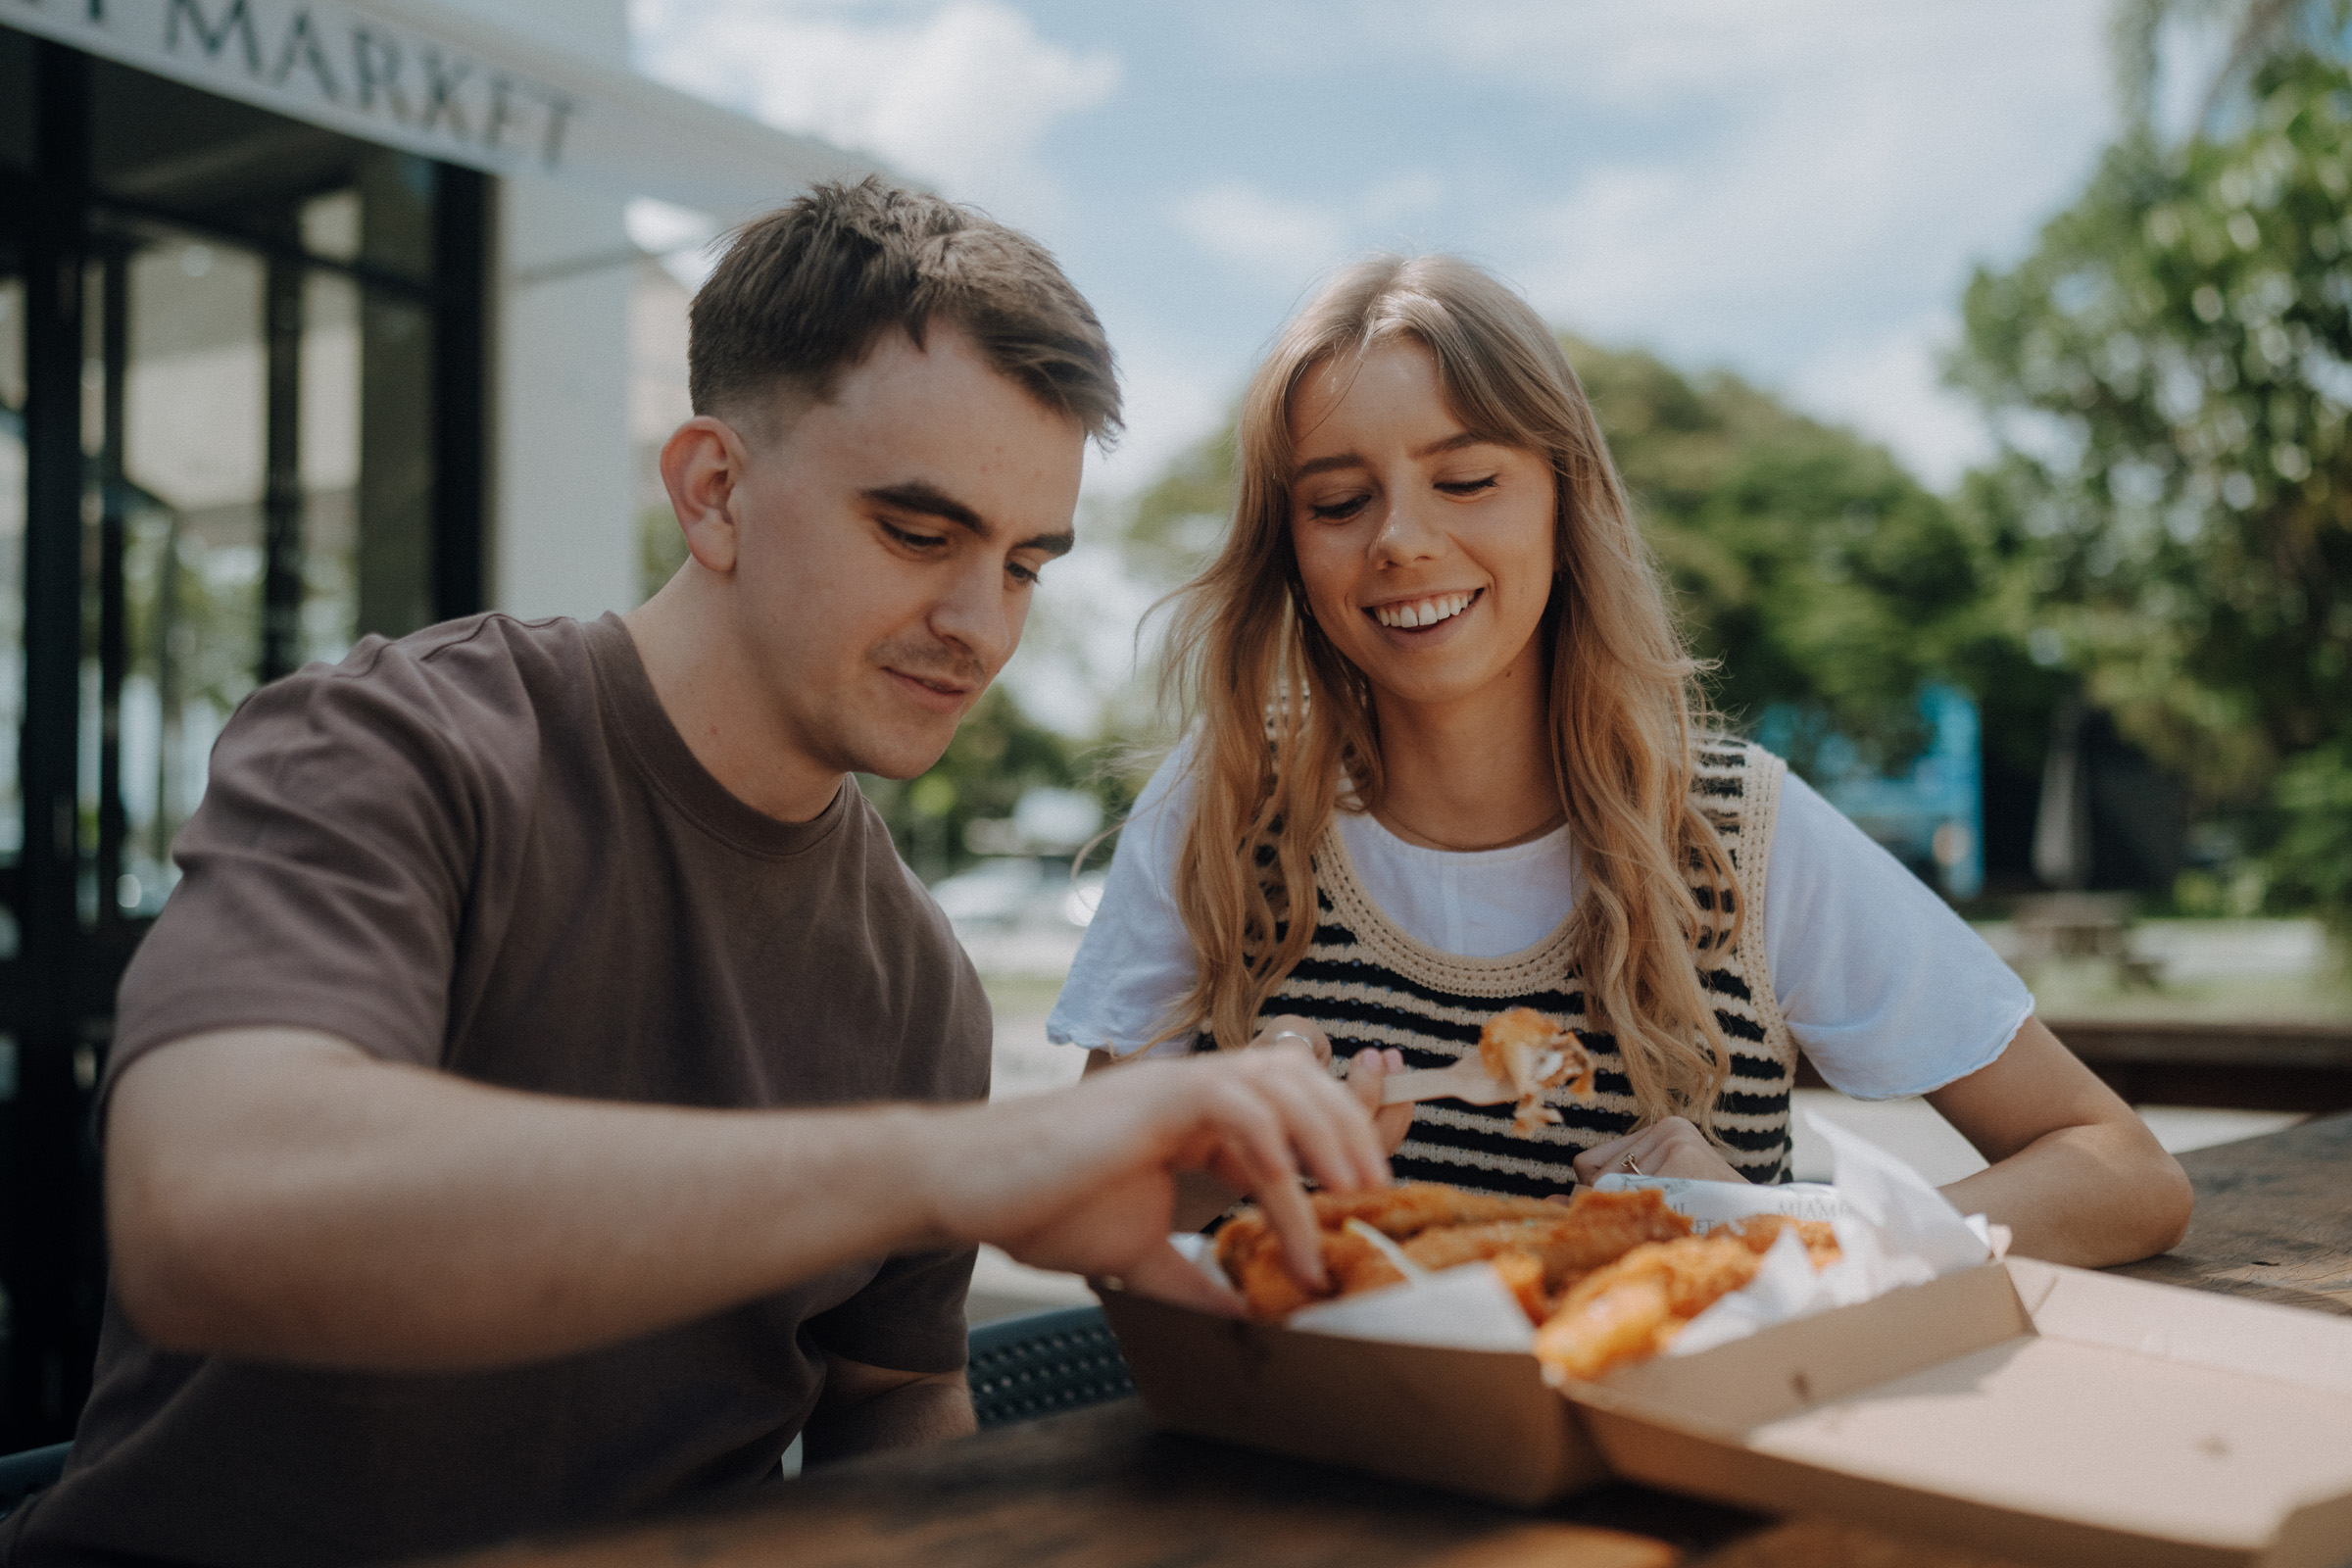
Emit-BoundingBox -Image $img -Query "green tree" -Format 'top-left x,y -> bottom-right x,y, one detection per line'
1952,50 -> 2352,918
1565,341 -> 2003,771
859,685 -> 1138,879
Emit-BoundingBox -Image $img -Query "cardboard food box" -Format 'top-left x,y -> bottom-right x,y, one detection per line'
1099,1256 -> 2352,1567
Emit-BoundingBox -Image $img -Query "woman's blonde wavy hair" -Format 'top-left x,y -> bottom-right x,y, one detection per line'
1155,254 -> 1744,1134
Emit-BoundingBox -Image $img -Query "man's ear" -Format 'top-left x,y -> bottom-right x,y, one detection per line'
659,416 -> 750,575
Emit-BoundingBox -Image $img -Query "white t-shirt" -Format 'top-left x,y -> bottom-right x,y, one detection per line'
1046,739 -> 2034,1102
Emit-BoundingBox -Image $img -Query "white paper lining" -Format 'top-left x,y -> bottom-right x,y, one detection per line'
1171,1112 -> 2002,1360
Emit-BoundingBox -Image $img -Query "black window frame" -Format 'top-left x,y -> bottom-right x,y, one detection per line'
0,30 -> 488,1445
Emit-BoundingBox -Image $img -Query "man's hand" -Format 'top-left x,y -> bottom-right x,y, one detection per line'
1572,1116 -> 1746,1187
1247,1016 -> 1414,1155
921,1045 -> 1390,1317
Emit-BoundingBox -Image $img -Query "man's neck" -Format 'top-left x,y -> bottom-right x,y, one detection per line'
621,568 -> 847,824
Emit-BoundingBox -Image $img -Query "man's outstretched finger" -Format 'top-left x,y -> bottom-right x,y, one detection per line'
1252,1056 -> 1377,1196
1254,1164 -> 1326,1292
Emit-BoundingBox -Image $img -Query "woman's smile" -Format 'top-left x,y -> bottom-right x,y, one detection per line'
1366,587 -> 1483,632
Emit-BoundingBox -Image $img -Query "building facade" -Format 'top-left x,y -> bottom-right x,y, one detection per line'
0,0 -> 872,1443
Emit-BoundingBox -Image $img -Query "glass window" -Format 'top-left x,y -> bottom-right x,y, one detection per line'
1,266 -> 23,957
0,28 -> 29,172
90,62 -> 437,283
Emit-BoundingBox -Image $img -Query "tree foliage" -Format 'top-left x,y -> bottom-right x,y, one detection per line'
860,685 -> 1136,878
1565,341 -> 2000,771
1953,49 -> 2352,915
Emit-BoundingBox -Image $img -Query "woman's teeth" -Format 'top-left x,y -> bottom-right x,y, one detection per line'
1371,592 -> 1475,630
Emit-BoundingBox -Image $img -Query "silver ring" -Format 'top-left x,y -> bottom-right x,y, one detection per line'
1621,1153 -> 1642,1175
1267,1030 -> 1315,1051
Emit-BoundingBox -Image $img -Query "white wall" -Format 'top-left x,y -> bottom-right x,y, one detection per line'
479,0 -> 639,622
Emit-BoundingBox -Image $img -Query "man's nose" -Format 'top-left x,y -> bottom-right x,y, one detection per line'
928,561 -> 1015,673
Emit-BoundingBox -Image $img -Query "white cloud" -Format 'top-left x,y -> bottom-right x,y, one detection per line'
1782,319 -> 1992,491
1079,306 -> 1229,501
630,0 -> 1119,224
1170,171 -> 1445,288
1170,183 -> 1351,285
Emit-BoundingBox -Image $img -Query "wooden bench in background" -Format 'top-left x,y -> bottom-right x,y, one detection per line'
1794,1018 -> 2352,1112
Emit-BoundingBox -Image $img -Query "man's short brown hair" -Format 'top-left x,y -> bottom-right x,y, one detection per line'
689,176 -> 1121,443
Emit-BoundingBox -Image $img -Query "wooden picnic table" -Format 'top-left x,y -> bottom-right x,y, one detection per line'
439,1114 -> 2352,1568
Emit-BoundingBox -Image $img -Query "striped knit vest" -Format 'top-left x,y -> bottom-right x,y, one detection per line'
1255,739 -> 1796,1199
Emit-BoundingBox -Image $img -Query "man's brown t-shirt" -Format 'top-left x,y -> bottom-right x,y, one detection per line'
4,612 -> 991,1568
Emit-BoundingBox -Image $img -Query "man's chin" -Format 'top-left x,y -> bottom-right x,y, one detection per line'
840,724 -> 959,783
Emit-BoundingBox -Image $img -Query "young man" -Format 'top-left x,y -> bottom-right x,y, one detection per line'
0,179 -> 1386,1568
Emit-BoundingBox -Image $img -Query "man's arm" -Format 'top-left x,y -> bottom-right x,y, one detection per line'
106,1026 -> 1383,1372
801,1356 -> 972,1466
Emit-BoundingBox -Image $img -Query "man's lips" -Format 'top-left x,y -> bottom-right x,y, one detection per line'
883,667 -> 973,713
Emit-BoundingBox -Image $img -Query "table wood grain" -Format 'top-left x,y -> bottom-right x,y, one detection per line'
427,1114 -> 2352,1568
2108,1109 -> 2352,1314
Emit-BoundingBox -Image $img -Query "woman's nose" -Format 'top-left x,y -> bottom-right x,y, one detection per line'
1369,490 -> 1445,564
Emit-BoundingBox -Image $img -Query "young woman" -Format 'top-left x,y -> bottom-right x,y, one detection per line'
1049,256 -> 2190,1267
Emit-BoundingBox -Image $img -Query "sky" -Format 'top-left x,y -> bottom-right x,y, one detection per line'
626,1 -> 2129,729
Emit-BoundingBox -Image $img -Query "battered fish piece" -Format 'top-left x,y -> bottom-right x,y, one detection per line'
1308,1182 -> 1562,1240
1534,1223 -> 1842,1382
1220,1183 -> 1695,1324
1727,1213 -> 1842,1263
1398,1189 -> 1694,1303
1218,1211 -> 1407,1320
1477,1007 -> 1596,1133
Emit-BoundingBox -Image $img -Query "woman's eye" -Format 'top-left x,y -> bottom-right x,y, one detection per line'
1438,475 -> 1499,496
1307,495 -> 1370,521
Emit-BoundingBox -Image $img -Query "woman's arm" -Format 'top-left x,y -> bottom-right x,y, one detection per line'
1928,1015 -> 2191,1266
1575,1018 -> 2193,1267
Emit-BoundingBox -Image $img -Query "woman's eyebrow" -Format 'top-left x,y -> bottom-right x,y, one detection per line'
1293,452 -> 1366,480
1412,430 -> 1495,460
1294,431 -> 1495,481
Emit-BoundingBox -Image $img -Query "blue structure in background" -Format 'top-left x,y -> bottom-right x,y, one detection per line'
1754,684 -> 1984,901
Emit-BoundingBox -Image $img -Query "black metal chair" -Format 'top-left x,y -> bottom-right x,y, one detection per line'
964,1303 -> 1135,1430
0,1442 -> 70,1519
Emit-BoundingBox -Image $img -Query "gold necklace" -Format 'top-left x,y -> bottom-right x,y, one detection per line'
1376,804 -> 1567,854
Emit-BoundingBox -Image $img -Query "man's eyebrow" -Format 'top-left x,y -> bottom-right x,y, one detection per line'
862,480 -> 988,535
863,482 -> 1072,560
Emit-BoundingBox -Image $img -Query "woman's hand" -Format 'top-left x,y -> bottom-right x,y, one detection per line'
1572,1116 -> 1745,1186
1247,1016 -> 1414,1156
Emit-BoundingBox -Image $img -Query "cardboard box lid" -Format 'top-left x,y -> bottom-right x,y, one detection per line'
1576,1260 -> 2352,1566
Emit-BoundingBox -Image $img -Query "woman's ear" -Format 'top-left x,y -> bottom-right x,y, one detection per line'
658,416 -> 748,575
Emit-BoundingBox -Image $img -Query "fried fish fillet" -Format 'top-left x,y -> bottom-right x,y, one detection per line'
1220,1183 -> 1694,1324
1217,1210 -> 1407,1320
1533,1219 -> 1843,1382
1307,1182 -> 1563,1239
1477,1006 -> 1596,1133
1398,1189 -> 1695,1306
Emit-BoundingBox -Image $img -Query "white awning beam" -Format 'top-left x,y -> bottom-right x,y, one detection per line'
5,0 -> 886,222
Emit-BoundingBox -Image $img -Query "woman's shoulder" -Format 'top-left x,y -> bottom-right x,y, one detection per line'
1689,734 -> 1788,814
